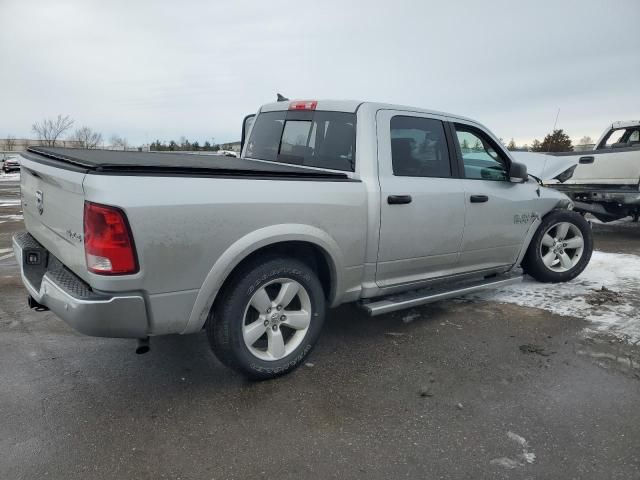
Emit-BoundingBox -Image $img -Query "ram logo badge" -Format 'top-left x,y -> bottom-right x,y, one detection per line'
514,212 -> 540,224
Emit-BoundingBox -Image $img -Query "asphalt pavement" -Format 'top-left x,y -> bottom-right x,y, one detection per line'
1,176 -> 639,479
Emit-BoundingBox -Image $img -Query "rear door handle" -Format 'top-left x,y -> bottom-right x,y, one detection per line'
579,156 -> 594,164
470,195 -> 489,203
387,195 -> 412,205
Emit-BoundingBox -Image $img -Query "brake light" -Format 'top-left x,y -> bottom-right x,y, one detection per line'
83,201 -> 138,275
288,100 -> 317,111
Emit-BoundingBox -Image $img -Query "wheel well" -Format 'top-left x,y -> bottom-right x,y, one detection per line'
220,241 -> 334,302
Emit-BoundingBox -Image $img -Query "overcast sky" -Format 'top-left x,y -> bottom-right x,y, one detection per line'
1,0 -> 638,146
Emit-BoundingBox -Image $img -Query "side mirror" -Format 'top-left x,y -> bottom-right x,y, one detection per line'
240,114 -> 256,154
509,161 -> 527,183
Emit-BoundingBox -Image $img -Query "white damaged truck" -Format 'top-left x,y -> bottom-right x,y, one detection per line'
514,120 -> 640,222
13,99 -> 593,379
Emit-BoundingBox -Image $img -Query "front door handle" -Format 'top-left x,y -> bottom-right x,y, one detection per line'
470,195 -> 489,203
579,156 -> 594,164
387,195 -> 412,205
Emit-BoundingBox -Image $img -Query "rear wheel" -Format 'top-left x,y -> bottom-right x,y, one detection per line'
522,210 -> 593,283
207,256 -> 326,380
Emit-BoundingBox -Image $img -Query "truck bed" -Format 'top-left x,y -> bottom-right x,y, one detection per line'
23,147 -> 350,179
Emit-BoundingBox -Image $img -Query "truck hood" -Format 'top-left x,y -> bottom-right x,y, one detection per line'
510,151 -> 578,181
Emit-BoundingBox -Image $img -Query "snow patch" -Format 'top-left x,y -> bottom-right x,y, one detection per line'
490,457 -> 521,469
506,431 -> 528,448
519,451 -> 536,464
470,251 -> 640,340
491,431 -> 536,469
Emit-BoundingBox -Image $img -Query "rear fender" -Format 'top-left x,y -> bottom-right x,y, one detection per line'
181,224 -> 343,334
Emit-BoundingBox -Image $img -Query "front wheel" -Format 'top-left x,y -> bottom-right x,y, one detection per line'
207,256 -> 326,380
522,210 -> 593,283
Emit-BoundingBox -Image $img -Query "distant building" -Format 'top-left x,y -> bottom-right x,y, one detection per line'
574,144 -> 595,152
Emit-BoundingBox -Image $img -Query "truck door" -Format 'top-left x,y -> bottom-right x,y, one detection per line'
375,110 -> 466,287
569,126 -> 640,185
451,121 -> 540,271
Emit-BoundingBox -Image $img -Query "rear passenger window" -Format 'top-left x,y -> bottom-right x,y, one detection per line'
390,116 -> 451,177
245,111 -> 356,171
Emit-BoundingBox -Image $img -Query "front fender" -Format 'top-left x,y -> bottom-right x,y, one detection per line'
181,224 -> 344,334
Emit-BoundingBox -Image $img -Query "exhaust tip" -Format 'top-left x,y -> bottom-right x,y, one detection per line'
135,337 -> 150,355
27,295 -> 49,312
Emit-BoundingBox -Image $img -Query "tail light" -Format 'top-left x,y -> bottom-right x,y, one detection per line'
83,201 -> 138,275
288,100 -> 317,111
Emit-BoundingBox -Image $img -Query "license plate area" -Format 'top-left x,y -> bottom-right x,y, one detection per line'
21,243 -> 49,291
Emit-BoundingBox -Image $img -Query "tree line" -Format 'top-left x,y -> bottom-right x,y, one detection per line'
504,130 -> 593,152
18,114 -> 592,154
27,114 -> 225,151
149,138 -> 221,152
31,114 -> 106,149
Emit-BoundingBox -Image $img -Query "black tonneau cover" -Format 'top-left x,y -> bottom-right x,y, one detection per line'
24,147 -> 350,179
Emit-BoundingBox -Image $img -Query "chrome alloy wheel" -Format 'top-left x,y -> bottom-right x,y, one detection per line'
242,278 -> 312,361
539,222 -> 585,273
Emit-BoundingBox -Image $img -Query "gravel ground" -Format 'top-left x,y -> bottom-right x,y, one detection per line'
1,176 -> 639,479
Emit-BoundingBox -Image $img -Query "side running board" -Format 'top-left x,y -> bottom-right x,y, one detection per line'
360,272 -> 523,316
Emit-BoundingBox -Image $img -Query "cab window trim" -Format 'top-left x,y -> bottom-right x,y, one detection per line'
244,110 -> 357,172
597,127 -> 640,149
389,115 -> 458,179
451,122 -> 512,182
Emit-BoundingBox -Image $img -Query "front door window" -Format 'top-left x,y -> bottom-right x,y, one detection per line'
455,128 -> 508,181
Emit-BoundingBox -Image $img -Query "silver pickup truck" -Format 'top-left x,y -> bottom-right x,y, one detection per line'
13,99 -> 593,379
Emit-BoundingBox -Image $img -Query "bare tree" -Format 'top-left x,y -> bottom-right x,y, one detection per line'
32,115 -> 74,146
73,126 -> 103,149
4,135 -> 17,151
109,134 -> 128,150
578,135 -> 594,146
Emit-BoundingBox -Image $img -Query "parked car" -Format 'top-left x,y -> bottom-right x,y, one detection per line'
1,154 -> 20,173
514,120 -> 640,222
13,99 -> 593,379
218,149 -> 239,157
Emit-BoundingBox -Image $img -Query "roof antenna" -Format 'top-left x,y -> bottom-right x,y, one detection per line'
277,93 -> 289,102
547,108 -> 561,153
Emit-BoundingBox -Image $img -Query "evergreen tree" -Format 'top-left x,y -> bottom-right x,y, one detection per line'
532,129 -> 573,152
531,139 -> 542,151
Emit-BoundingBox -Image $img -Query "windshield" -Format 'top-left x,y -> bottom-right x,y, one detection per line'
244,110 -> 356,171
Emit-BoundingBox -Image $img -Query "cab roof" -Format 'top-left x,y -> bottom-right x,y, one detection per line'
611,120 -> 640,129
259,99 -> 475,123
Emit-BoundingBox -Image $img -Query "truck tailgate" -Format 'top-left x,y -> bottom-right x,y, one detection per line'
20,156 -> 89,281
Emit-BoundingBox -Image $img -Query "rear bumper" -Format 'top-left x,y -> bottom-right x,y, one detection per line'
12,232 -> 149,338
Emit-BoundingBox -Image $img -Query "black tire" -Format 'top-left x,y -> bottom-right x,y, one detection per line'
522,210 -> 593,283
207,256 -> 326,380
